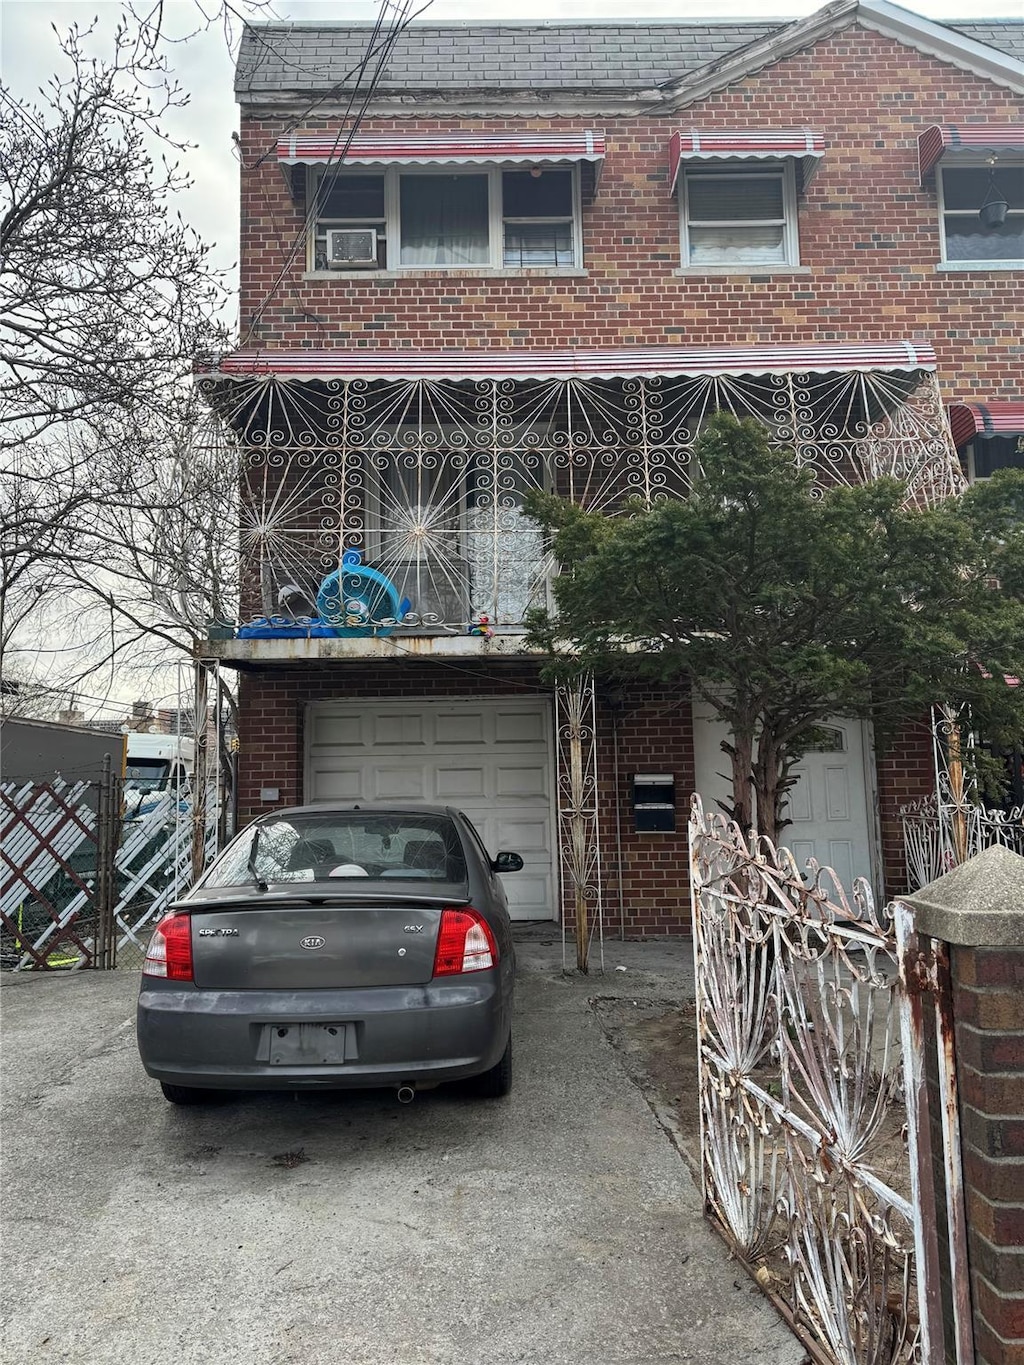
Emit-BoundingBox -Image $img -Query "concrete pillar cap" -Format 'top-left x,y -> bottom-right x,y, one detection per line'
899,843 -> 1024,947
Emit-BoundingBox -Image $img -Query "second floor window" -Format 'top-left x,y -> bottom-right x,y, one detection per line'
938,163 -> 1024,265
680,163 -> 799,268
311,166 -> 581,272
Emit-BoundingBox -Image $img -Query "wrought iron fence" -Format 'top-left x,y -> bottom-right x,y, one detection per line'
901,790 -> 1024,891
198,366 -> 960,633
689,795 -> 970,1365
900,703 -> 1024,891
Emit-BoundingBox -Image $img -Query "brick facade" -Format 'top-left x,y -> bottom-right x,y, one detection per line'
237,666 -> 699,933
238,30 -> 1022,403
876,715 -> 938,895
225,18 -> 1022,934
952,945 -> 1024,1365
237,664 -> 922,930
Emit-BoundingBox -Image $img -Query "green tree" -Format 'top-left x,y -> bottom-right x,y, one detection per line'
526,413 -> 1024,847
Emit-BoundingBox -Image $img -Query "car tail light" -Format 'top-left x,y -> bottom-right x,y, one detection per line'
143,912 -> 193,981
433,907 -> 498,976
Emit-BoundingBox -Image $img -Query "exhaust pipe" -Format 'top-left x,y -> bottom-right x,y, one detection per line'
396,1085 -> 415,1104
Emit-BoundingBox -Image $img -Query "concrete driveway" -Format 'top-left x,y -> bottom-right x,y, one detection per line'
1,936 -> 803,1365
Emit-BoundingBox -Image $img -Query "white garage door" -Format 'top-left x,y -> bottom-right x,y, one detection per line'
305,698 -> 556,921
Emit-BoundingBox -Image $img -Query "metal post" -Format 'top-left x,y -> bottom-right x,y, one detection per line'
94,753 -> 119,970
191,659 -> 209,883
555,674 -> 603,974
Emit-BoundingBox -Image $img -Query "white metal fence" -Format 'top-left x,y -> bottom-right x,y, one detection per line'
1,776 -> 218,970
690,795 -> 971,1365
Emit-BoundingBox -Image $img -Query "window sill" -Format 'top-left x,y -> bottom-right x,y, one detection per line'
673,265 -> 811,277
302,268 -> 588,281
936,260 -> 1022,272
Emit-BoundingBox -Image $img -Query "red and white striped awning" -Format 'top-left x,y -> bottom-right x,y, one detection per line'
277,130 -> 606,170
918,125 -> 1024,180
949,401 -> 1024,447
198,342 -> 936,385
669,129 -> 825,192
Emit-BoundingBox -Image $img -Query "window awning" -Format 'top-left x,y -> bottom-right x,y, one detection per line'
949,401 -> 1024,447
668,129 -> 825,193
277,130 -> 606,171
918,125 -> 1024,181
198,342 -> 935,385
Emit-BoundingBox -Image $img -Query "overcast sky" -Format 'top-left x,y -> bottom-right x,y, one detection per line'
3,0 -> 1021,287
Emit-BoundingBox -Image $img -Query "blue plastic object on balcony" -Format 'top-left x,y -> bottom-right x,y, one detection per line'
316,550 -> 410,638
237,616 -> 336,639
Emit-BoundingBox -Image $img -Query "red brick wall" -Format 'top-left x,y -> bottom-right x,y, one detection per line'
594,687 -> 696,937
876,716 -> 937,896
952,946 -> 1024,1365
237,29 -> 1022,403
236,667 -> 697,934
237,666 -> 933,927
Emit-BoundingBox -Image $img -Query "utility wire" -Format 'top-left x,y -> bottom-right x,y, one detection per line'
246,1 -> 434,171
240,0 -> 421,348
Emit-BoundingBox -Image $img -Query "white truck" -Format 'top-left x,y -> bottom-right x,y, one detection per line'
123,734 -> 196,817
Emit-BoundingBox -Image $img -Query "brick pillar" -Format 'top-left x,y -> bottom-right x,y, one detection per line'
904,844 -> 1024,1365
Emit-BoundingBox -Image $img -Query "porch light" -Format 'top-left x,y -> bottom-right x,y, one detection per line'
979,155 -> 1009,230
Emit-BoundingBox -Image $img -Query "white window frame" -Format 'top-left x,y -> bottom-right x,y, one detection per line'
308,164 -> 582,272
936,157 -> 1024,268
962,435 -> 1024,483
679,161 -> 799,270
309,169 -> 387,271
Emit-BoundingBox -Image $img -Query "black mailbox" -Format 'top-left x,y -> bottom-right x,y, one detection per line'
632,773 -> 676,832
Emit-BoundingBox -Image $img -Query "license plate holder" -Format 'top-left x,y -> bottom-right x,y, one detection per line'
266,1023 -> 348,1065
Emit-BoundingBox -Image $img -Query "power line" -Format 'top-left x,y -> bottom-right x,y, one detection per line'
246,2 -> 435,172
240,0 -> 423,346
240,0 -> 407,343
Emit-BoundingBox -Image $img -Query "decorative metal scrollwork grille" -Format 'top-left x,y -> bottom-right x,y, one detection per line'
555,673 -> 604,973
197,368 -> 961,631
690,795 -> 925,1365
900,703 -> 1024,889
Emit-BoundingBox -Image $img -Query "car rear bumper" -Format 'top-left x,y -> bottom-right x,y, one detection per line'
137,974 -> 511,1091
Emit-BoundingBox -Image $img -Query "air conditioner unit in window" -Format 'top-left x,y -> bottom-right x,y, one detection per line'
326,227 -> 378,268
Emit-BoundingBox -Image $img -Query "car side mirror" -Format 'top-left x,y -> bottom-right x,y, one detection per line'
492,851 -> 524,874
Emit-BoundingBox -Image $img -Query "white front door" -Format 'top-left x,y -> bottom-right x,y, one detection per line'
305,697 -> 556,921
691,703 -> 877,889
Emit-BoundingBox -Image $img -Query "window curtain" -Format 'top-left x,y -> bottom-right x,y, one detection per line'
400,176 -> 489,266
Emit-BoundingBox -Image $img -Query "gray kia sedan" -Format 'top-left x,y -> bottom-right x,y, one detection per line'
137,805 -> 521,1105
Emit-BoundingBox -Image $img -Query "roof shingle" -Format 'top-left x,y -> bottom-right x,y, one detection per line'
234,18 -> 1024,100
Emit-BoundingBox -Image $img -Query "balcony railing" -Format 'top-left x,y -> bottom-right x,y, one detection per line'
196,365 -> 961,638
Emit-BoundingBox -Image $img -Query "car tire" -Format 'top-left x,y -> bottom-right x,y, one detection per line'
160,1081 -> 220,1106
465,1034 -> 512,1098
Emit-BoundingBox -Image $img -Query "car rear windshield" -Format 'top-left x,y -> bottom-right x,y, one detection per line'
200,813 -> 469,888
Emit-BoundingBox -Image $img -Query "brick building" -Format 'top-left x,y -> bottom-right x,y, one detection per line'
199,0 -> 1023,940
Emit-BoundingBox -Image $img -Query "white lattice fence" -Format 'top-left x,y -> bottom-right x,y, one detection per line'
0,780 -> 219,970
112,795 -> 219,967
0,779 -> 103,968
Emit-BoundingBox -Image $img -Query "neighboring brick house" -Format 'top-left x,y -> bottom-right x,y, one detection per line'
199,0 -> 1023,940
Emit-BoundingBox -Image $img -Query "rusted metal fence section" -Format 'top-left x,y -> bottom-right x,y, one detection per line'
901,703 -> 1024,891
689,795 -> 971,1365
1,776 -> 218,972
